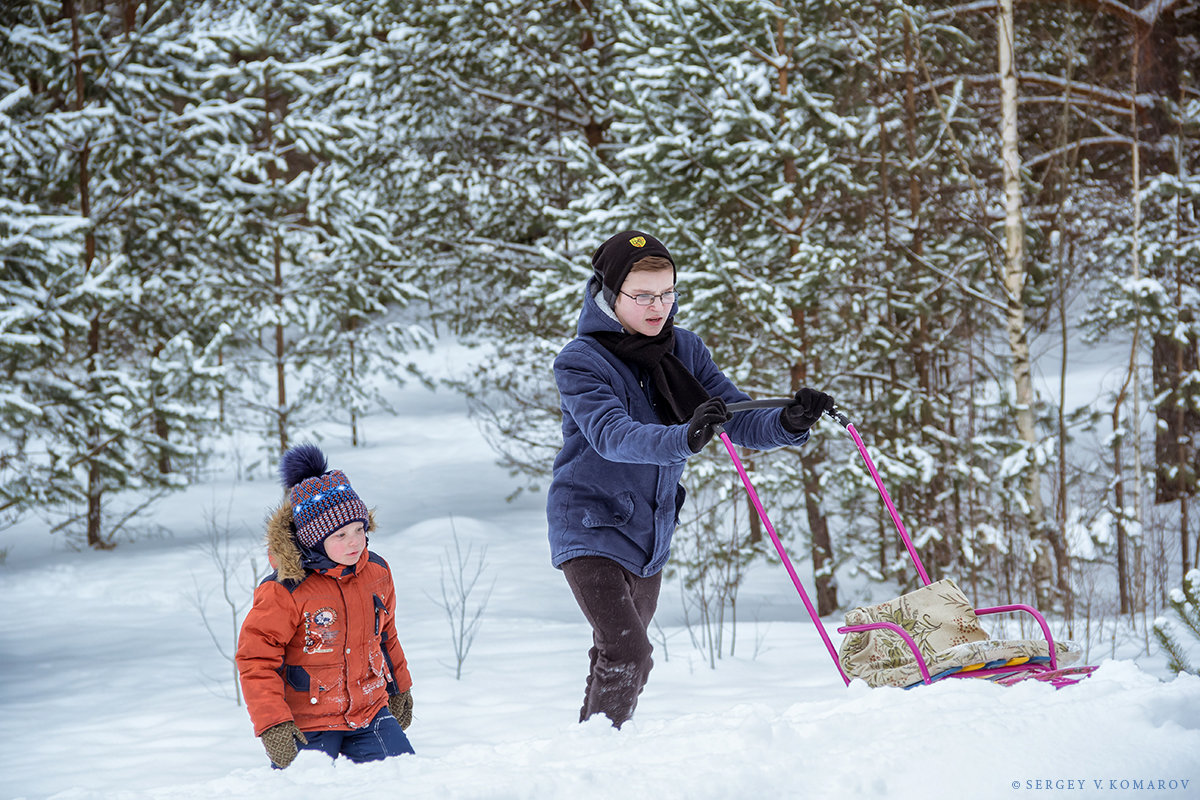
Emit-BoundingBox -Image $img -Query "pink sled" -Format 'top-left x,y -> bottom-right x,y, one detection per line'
718,401 -> 1096,690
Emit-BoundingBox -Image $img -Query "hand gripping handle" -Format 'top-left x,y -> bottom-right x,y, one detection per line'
723,399 -> 849,428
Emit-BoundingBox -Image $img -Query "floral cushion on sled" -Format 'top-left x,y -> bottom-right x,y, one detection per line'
837,579 -> 1081,688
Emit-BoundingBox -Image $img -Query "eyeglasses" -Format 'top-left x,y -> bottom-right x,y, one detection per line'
619,290 -> 681,306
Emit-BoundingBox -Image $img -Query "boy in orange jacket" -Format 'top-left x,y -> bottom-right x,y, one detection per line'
236,444 -> 415,767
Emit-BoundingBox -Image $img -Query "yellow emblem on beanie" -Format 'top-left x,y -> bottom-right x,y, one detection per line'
629,236 -> 646,247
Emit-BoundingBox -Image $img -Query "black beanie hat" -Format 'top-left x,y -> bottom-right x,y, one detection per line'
591,230 -> 675,305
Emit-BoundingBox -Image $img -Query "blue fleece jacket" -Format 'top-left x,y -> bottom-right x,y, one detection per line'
546,278 -> 808,577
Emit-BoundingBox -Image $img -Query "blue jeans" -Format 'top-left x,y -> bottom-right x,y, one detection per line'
298,708 -> 414,763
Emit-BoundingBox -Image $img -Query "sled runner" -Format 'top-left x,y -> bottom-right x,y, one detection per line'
718,400 -> 1097,690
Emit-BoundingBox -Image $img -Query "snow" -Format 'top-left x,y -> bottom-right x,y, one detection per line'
2,345 -> 1199,800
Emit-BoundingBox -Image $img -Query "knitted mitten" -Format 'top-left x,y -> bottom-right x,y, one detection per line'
389,689 -> 414,730
260,721 -> 308,768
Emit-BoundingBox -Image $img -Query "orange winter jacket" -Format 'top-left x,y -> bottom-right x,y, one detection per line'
236,505 -> 413,736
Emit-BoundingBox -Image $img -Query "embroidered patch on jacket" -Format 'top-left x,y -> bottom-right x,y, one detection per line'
303,607 -> 339,654
629,236 -> 646,247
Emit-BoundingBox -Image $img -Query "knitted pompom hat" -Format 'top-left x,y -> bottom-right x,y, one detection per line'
591,230 -> 675,306
280,444 -> 369,549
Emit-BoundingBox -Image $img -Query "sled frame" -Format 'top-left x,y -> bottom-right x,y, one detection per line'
719,400 -> 1089,688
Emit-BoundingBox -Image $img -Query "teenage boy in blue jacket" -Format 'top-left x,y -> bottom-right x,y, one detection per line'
547,230 -> 834,727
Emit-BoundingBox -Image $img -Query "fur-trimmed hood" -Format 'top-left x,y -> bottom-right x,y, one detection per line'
265,502 -> 378,584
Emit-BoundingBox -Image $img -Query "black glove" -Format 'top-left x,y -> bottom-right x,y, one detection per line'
780,388 -> 835,434
389,689 -> 414,730
260,720 -> 308,769
686,397 -> 733,453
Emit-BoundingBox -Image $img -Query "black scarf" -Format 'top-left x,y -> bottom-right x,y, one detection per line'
590,319 -> 710,425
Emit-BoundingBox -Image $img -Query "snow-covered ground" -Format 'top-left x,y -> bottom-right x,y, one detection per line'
2,345 -> 1198,800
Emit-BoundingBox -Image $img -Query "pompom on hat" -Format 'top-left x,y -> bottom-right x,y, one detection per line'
591,230 -> 675,306
280,444 -> 369,549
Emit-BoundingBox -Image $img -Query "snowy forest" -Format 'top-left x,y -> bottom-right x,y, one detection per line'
2,0 -> 1198,665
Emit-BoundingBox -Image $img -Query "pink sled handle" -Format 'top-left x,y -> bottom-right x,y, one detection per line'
717,402 -> 935,685
716,429 -> 852,684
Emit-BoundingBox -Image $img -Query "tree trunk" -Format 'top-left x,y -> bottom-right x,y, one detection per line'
874,12 -> 892,581
347,321 -> 359,447
155,416 -> 171,474
740,451 -> 763,547
1183,495 -> 1192,574
86,316 -> 104,549
121,0 -> 137,32
218,348 -> 226,424
790,324 -> 837,615
998,0 -> 1055,604
803,457 -> 838,616
1055,244 -> 1076,621
68,0 -> 109,550
1113,407 -> 1133,613
263,73 -> 289,454
274,232 -> 288,453
775,10 -> 836,613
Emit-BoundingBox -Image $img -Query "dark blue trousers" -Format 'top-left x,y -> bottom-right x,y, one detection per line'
298,707 -> 414,763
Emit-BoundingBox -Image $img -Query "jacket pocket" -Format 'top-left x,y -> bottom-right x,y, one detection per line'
582,491 -> 636,528
360,646 -> 389,696
295,664 -> 347,710
369,647 -> 386,678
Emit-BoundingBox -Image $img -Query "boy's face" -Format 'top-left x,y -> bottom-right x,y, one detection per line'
614,268 -> 676,337
324,520 -> 367,566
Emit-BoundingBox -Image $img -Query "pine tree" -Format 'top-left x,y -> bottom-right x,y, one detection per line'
0,195 -> 91,526
1061,0 -> 1200,604
1,0 -> 226,545
192,0 -> 426,455
366,0 -> 630,482
1154,569 -> 1200,674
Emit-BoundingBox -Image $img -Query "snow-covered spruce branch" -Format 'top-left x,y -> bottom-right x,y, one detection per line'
458,1 -> 615,118
428,67 -> 606,133
0,411 -> 159,520
1153,570 -> 1200,675
1024,137 -> 1147,170
894,244 -> 1008,313
928,0 -> 1184,27
434,235 -> 579,273
900,9 -> 995,242
45,490 -> 171,545
913,73 -> 1158,116
617,72 -> 839,239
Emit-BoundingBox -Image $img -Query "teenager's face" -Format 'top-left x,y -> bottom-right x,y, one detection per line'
324,520 -> 367,566
614,268 -> 676,337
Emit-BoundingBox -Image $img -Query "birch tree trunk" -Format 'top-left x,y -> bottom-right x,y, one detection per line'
998,0 -> 1055,603
1127,31 -> 1145,614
